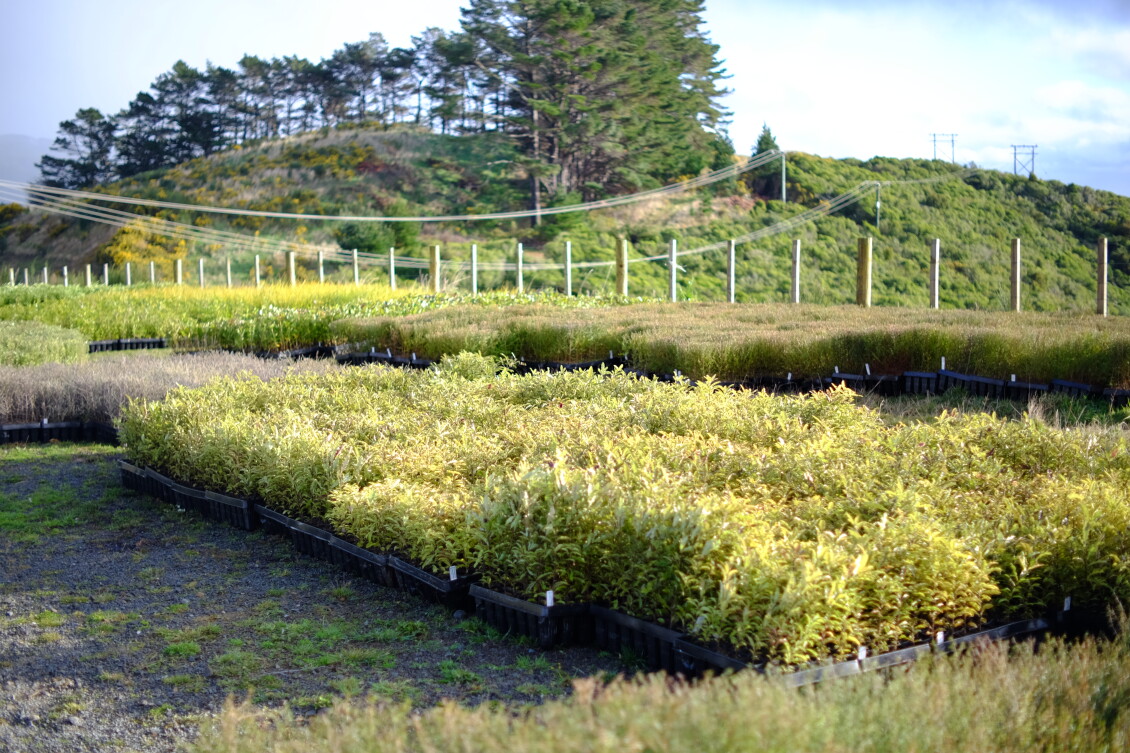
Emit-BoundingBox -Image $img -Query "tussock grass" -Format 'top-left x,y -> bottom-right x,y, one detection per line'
0,352 -> 338,423
196,628 -> 1130,753
0,320 -> 88,367
333,302 -> 1130,387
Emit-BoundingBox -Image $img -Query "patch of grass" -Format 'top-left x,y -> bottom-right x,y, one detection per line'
209,650 -> 264,689
328,676 -> 364,698
338,648 -> 395,669
0,485 -> 100,543
163,674 -> 208,693
34,610 -> 67,627
437,660 -> 482,686
163,641 -> 202,659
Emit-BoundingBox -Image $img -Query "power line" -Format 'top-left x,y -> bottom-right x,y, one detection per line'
0,150 -> 780,225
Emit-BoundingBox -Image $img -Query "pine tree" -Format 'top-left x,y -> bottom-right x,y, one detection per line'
36,108 -> 118,188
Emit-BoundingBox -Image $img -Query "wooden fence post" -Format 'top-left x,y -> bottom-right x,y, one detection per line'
727,239 -> 736,304
254,255 -> 261,287
7,268 -> 13,286
42,266 -> 48,285
199,258 -> 205,288
791,239 -> 801,304
175,259 -> 183,286
125,262 -> 132,286
668,238 -> 678,302
516,242 -> 524,293
388,248 -> 396,290
23,268 -> 30,286
470,244 -> 478,295
616,239 -> 629,296
317,250 -> 324,284
1097,237 -> 1108,317
287,251 -> 296,286
149,261 -> 155,284
430,245 -> 441,293
929,239 -> 940,309
352,249 -> 359,286
564,241 -> 573,297
84,265 -> 91,287
103,263 -> 110,286
856,237 -> 872,307
1010,238 -> 1021,312
226,257 -> 232,288
62,266 -> 68,287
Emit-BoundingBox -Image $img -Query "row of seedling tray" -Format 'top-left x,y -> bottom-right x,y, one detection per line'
88,337 -> 166,353
333,347 -> 1130,406
0,419 -> 117,445
117,458 -> 1100,684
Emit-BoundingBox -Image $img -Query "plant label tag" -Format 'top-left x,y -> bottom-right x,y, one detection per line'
865,363 -> 871,376
935,631 -> 945,645
941,356 -> 946,370
449,566 -> 457,581
1064,596 -> 1072,612
546,590 -> 555,607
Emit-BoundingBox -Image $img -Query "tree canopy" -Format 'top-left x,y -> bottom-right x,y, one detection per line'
37,0 -> 732,207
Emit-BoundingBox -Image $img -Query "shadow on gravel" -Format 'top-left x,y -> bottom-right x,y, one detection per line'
0,444 -> 624,753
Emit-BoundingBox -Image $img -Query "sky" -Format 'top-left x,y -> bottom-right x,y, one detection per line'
1,0 -> 1128,197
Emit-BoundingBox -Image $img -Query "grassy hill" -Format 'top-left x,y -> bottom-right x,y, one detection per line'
1,124 -> 1127,313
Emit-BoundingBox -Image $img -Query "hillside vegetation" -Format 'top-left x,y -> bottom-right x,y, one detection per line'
2,128 -> 1128,313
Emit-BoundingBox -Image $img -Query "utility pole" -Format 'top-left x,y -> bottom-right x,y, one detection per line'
1011,145 -> 1037,176
930,133 -> 957,163
874,183 -> 881,232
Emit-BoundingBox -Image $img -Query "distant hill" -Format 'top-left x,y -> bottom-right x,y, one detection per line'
1,125 -> 1127,314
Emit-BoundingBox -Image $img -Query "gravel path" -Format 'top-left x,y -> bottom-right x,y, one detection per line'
0,443 -> 623,753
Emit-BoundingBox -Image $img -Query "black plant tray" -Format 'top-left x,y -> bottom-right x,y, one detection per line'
781,615 -> 1052,687
389,556 -> 477,609
1103,388 -> 1130,407
1004,379 -> 1049,401
255,505 -> 298,537
88,337 -> 166,353
590,605 -> 685,673
287,519 -> 335,561
672,637 -> 749,677
201,490 -> 257,531
1049,379 -> 1095,399
1,421 -> 109,444
753,376 -> 820,394
824,373 -> 901,396
469,585 -> 593,649
336,350 -> 395,366
142,468 -> 177,504
902,371 -> 938,395
118,459 -> 146,491
937,370 -> 1007,398
327,538 -> 395,587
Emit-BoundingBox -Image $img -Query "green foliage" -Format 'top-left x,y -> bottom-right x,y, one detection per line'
0,320 -> 88,366
120,359 -> 1130,664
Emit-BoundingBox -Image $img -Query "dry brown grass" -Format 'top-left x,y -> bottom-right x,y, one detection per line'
0,352 -> 339,423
